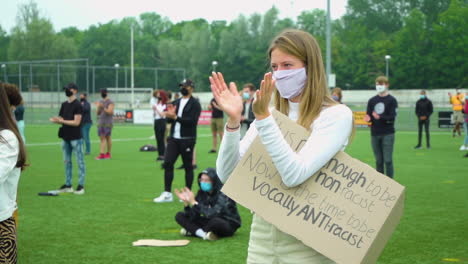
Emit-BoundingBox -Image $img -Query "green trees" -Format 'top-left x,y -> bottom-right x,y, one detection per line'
1,0 -> 466,91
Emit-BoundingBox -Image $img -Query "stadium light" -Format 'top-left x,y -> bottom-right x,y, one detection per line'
385,55 -> 391,78
114,63 -> 120,89
212,61 -> 218,72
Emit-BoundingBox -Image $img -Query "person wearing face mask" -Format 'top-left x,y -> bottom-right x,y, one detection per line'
208,97 -> 224,153
49,83 -> 86,194
331,87 -> 343,103
95,88 -> 114,160
153,79 -> 201,203
174,168 -> 241,241
240,83 -> 256,136
210,29 -> 353,263
414,90 -> 433,149
448,90 -> 465,138
150,89 -> 168,161
79,93 -> 92,155
364,76 -> 398,178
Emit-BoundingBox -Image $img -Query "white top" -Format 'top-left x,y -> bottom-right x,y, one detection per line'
0,129 -> 21,222
173,97 -> 190,139
216,102 -> 353,187
244,102 -> 251,119
150,97 -> 166,119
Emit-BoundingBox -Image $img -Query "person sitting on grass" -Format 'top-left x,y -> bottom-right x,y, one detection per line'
174,168 -> 241,241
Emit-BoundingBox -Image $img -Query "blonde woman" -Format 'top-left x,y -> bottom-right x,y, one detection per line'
210,29 -> 353,263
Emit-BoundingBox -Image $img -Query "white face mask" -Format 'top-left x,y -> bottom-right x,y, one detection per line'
376,85 -> 386,94
272,68 -> 307,99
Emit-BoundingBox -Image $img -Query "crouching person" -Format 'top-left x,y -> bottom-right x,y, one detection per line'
175,168 -> 241,241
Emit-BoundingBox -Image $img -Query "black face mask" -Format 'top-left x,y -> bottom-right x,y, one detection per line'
180,87 -> 189,96
65,88 -> 73,97
80,98 -> 85,102
101,92 -> 107,98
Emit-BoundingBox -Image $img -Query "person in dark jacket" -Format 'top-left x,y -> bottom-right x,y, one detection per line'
364,76 -> 398,178
153,79 -> 202,203
174,168 -> 241,240
80,93 -> 92,155
414,90 -> 433,149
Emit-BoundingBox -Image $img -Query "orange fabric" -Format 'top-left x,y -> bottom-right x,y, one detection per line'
450,94 -> 464,111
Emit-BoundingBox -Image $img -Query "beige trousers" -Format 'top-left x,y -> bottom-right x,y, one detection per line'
247,214 -> 335,264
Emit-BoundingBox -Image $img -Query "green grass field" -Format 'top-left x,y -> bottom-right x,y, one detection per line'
17,124 -> 467,264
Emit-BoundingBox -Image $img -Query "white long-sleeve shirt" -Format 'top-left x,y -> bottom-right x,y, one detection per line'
216,102 -> 353,188
0,129 -> 21,222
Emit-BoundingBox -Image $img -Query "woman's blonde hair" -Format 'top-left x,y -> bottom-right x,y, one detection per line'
268,29 -> 337,130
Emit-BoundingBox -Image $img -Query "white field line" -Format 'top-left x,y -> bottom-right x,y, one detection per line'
26,134 -> 212,147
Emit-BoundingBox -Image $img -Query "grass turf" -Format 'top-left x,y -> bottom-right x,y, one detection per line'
17,124 -> 467,264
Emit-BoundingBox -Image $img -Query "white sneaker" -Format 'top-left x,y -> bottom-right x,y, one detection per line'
203,231 -> 218,241
153,191 -> 173,203
460,145 -> 467,151
180,228 -> 192,236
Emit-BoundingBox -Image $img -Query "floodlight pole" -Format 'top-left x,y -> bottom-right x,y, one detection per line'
130,25 -> 135,109
1,64 -> 6,82
114,64 -> 120,89
385,55 -> 391,79
326,0 -> 332,88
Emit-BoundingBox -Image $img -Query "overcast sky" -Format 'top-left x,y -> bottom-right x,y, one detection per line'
1,0 -> 348,33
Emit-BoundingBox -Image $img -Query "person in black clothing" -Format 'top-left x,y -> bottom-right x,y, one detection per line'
208,98 -> 224,153
80,93 -> 93,155
154,79 -> 201,203
241,83 -> 256,136
364,76 -> 398,178
174,168 -> 241,240
49,83 -> 86,194
414,90 -> 433,149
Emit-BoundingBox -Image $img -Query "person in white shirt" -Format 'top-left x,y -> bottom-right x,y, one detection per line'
209,29 -> 353,263
0,83 -> 27,264
150,90 -> 168,161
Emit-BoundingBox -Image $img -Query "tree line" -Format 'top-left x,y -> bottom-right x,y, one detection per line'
0,0 -> 466,92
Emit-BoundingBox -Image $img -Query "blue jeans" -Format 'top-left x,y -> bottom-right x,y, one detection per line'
17,120 -> 25,143
464,122 -> 468,145
62,139 -> 86,186
81,123 -> 92,154
371,133 -> 395,178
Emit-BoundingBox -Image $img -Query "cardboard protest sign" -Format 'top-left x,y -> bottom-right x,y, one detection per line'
222,109 -> 405,264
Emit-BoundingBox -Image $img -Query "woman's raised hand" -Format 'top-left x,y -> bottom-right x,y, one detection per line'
209,72 -> 243,124
252,72 -> 275,120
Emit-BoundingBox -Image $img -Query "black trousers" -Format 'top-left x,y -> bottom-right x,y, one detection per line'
417,119 -> 430,147
175,212 -> 237,237
163,138 -> 195,192
153,119 -> 167,157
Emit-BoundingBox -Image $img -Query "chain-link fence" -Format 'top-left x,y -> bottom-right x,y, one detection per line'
1,59 -> 186,124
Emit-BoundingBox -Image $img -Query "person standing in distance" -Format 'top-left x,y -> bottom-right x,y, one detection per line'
414,90 -> 433,149
210,29 -> 353,263
150,90 -> 168,161
154,79 -> 201,203
50,83 -> 86,194
240,83 -> 256,135
80,93 -> 92,155
364,76 -> 398,178
208,97 -> 224,153
448,90 -> 465,138
95,88 -> 114,160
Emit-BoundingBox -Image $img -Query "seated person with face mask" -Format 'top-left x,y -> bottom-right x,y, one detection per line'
174,168 -> 241,241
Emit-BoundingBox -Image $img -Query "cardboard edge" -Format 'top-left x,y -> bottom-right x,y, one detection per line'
359,189 -> 405,264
